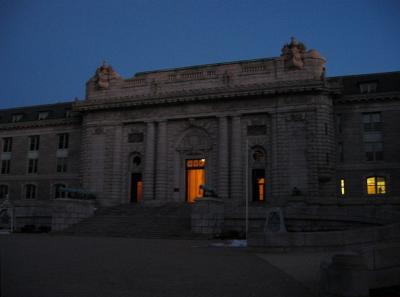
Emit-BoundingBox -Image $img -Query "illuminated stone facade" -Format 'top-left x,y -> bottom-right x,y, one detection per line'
1,39 -> 399,208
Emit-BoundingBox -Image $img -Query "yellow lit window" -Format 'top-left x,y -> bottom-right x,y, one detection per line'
340,179 -> 345,196
367,176 -> 386,195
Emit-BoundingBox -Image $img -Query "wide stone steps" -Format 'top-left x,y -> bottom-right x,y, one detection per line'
60,203 -> 205,239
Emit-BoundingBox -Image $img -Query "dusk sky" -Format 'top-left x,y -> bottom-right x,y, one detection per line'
1,0 -> 399,109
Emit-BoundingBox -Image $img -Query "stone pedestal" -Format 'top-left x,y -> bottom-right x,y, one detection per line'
191,197 -> 224,235
320,254 -> 369,297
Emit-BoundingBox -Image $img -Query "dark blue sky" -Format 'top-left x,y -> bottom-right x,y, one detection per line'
1,0 -> 399,109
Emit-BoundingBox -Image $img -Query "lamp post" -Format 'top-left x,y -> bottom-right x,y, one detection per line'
245,138 -> 249,242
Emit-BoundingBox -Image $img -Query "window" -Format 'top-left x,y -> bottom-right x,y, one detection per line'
366,176 -> 386,195
38,111 -> 49,120
2,137 -> 12,152
363,112 -> 381,132
247,125 -> 266,136
27,158 -> 38,174
363,112 -> 383,162
54,184 -> 66,199
25,184 -> 36,199
359,82 -> 377,94
1,160 -> 10,174
57,157 -> 68,173
365,142 -> 383,161
128,133 -> 144,143
0,185 -> 8,199
11,114 -> 23,122
336,114 -> 342,134
58,133 -> 69,149
338,142 -> 344,162
29,135 -> 40,151
340,179 -> 345,196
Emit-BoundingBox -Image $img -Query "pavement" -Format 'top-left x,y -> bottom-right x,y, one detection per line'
0,234 -> 319,297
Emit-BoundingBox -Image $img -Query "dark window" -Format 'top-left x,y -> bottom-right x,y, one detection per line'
338,142 -> 344,162
324,123 -> 328,135
363,112 -> 382,132
247,125 -> 266,136
25,184 -> 36,199
365,142 -> 383,161
11,114 -> 23,122
54,184 -> 66,199
38,111 -> 49,120
2,137 -> 12,152
58,133 -> 69,149
28,158 -> 38,173
0,185 -> 8,199
336,114 -> 342,134
359,82 -> 377,94
29,135 -> 40,151
128,133 -> 144,143
1,160 -> 10,174
133,156 -> 141,167
57,158 -> 68,173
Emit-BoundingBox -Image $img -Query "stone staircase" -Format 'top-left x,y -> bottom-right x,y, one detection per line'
59,203 -> 202,239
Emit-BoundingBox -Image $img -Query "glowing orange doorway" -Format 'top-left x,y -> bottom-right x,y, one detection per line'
130,173 -> 143,203
186,159 -> 205,203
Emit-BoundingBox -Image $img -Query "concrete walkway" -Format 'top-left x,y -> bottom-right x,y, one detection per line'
0,234 -> 314,297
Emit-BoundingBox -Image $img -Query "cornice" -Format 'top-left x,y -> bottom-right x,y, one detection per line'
75,79 -> 327,112
334,91 -> 400,104
0,117 -> 81,131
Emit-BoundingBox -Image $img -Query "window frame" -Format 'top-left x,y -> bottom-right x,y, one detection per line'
1,159 -> 10,174
56,157 -> 68,173
27,158 -> 38,174
57,133 -> 69,150
25,184 -> 37,199
2,137 -> 12,152
366,176 -> 387,196
29,135 -> 40,151
0,184 -> 8,199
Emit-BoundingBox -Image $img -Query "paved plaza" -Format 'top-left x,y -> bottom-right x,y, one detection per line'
0,234 -> 316,297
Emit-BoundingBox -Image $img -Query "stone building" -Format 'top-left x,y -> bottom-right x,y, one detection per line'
0,38 -> 399,210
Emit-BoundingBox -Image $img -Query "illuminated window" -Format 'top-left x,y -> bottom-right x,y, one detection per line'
367,176 -> 386,195
340,179 -> 345,196
258,177 -> 265,201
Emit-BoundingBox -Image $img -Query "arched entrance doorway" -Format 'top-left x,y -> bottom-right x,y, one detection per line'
175,126 -> 213,203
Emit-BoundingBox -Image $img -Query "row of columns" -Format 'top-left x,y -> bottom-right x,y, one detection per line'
142,115 -> 244,201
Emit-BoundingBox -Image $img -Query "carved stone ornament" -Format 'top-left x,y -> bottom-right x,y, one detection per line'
281,37 -> 306,69
93,62 -> 121,90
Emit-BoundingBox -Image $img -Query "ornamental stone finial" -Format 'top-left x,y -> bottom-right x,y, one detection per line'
93,62 -> 121,90
281,37 -> 307,69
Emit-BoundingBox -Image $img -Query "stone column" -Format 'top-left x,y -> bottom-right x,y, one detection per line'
230,115 -> 243,201
155,120 -> 168,201
218,116 -> 229,199
143,122 -> 155,201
